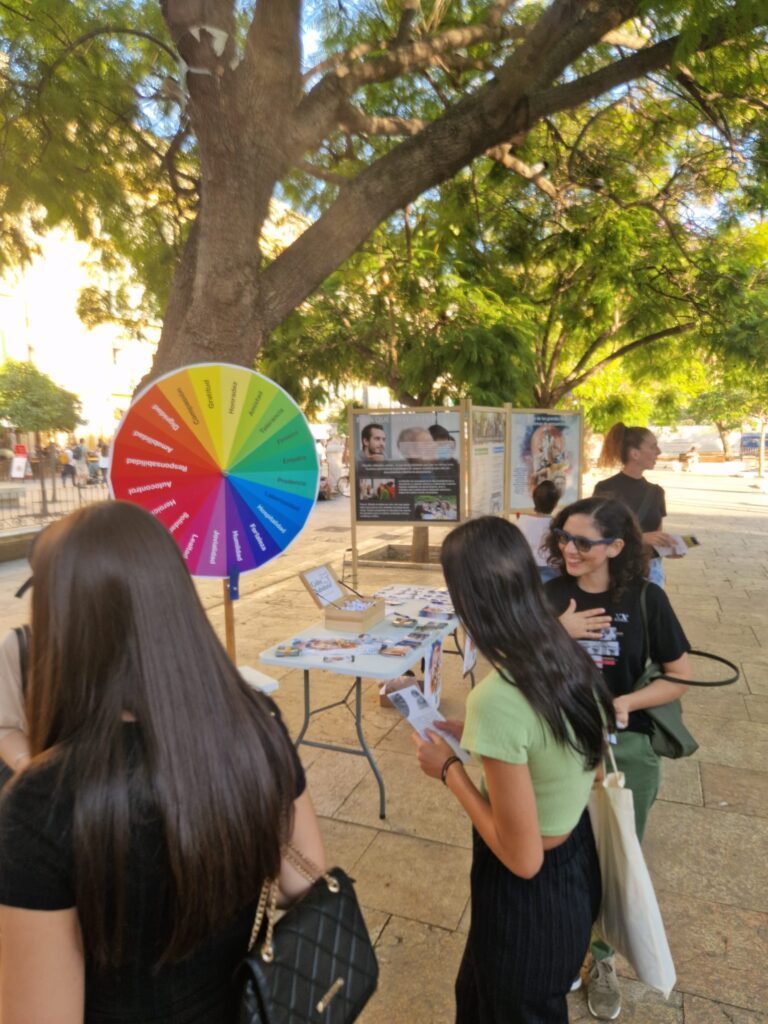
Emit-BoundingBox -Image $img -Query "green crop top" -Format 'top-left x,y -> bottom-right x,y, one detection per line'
461,670 -> 596,836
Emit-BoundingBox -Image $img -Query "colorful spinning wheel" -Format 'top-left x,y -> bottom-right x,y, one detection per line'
109,364 -> 319,578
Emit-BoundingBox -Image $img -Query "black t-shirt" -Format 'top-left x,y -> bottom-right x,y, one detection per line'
593,472 -> 666,533
545,576 -> 689,735
0,701 -> 305,1024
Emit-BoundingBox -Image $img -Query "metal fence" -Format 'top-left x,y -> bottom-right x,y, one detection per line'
0,475 -> 109,534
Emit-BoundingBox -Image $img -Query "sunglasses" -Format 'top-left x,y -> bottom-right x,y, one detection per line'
14,576 -> 33,599
554,528 -> 615,554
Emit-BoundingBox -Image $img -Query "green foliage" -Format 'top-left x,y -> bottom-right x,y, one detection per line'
4,0 -> 768,399
0,360 -> 82,432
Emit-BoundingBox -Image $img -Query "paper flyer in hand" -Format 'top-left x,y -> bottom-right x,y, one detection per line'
386,685 -> 470,764
655,534 -> 700,558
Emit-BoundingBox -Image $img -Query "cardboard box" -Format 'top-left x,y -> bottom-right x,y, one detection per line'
299,564 -> 385,632
324,596 -> 386,633
379,672 -> 422,708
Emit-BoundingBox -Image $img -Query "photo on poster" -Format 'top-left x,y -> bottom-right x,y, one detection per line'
354,410 -> 461,524
359,478 -> 397,501
413,494 -> 458,521
508,410 -> 582,513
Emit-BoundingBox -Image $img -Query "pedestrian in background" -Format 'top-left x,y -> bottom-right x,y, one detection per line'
594,423 -> 676,587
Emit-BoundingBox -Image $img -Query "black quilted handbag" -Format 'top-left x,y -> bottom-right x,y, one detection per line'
237,846 -> 378,1024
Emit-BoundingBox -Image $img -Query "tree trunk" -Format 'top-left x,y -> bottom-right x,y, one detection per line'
759,418 -> 767,479
715,420 -> 733,460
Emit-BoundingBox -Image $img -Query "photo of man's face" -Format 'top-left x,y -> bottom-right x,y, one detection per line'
362,424 -> 386,458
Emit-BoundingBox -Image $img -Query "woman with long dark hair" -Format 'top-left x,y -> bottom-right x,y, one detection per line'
544,496 -> 690,1020
412,516 -> 613,1024
0,501 -> 324,1023
594,422 -> 676,587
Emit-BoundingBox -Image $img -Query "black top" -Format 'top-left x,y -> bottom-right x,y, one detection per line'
593,473 -> 666,533
0,702 -> 305,1024
545,576 -> 689,735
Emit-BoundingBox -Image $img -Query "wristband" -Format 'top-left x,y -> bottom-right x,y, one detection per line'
441,755 -> 461,785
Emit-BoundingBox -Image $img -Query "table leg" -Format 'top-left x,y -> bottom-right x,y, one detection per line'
295,669 -> 312,746
353,677 -> 386,820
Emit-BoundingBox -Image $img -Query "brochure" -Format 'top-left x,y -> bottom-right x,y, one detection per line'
655,534 -> 700,558
386,685 -> 470,764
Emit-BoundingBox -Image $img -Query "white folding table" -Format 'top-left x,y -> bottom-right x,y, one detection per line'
260,592 -> 466,819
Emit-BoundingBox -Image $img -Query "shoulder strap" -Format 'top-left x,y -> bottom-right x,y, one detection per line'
639,583 -> 739,687
14,625 -> 31,695
639,581 -> 652,670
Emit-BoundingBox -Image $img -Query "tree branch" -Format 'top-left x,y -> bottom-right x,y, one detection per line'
486,145 -> 559,199
339,104 -> 427,136
37,25 -> 176,97
530,13 -> 765,124
554,322 -> 697,399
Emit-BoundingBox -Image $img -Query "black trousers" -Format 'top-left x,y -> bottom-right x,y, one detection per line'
456,811 -> 601,1024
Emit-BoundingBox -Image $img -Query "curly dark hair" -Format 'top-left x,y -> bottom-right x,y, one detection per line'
546,496 -> 648,600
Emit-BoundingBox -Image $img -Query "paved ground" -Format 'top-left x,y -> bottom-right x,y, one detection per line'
1,470 -> 766,1022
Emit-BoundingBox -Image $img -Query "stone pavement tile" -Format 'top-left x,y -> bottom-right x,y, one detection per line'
686,715 -> 768,772
372,717 -> 417,756
680,690 -> 748,721
657,892 -> 768,1012
684,624 -> 760,649
700,764 -> 768,818
658,759 -> 703,806
351,831 -> 471,930
334,748 -> 478,850
360,906 -> 390,947
643,803 -> 768,913
742,658 -> 768,695
744,695 -> 768,723
358,917 -> 466,1024
317,815 -> 378,871
568,979 -> 683,1022
683,994 -> 768,1023
305,750 -> 374,817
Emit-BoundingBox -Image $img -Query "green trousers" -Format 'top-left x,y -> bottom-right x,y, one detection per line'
592,730 -> 661,962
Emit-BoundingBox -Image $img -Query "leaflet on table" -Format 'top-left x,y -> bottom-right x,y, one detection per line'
374,584 -> 454,608
386,685 -> 470,764
655,534 -> 700,558
274,625 -> 445,659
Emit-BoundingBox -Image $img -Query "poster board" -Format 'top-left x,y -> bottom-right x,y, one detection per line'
352,408 -> 462,525
508,409 -> 583,513
467,405 -> 507,517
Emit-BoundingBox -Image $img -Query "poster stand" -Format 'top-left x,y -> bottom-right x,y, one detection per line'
348,403 -> 468,584
346,402 -> 585,583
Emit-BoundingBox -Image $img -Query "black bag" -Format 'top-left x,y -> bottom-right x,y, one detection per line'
237,847 -> 378,1024
634,582 -> 740,759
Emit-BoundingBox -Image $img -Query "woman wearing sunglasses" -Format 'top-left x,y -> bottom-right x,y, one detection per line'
412,516 -> 613,1023
544,496 -> 690,1021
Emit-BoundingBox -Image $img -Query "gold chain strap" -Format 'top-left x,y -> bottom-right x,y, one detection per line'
249,844 -> 340,961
